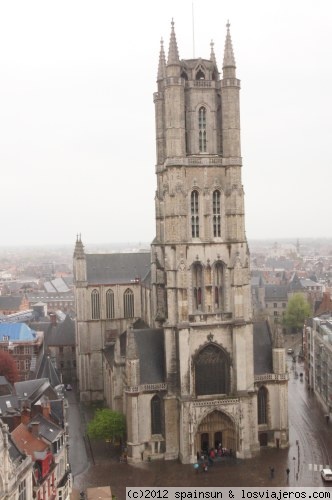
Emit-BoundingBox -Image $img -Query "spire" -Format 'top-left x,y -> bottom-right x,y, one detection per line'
73,234 -> 85,259
210,39 -> 216,65
167,19 -> 180,65
223,21 -> 236,68
157,38 -> 166,81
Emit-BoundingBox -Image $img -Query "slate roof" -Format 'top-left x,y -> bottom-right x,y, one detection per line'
264,285 -> 289,301
133,329 -> 165,384
0,376 -> 12,395
0,296 -> 24,310
31,413 -> 62,443
14,378 -> 58,404
45,315 -> 75,347
253,320 -> 273,375
0,322 -> 37,341
86,252 -> 151,285
0,394 -> 20,417
35,356 -> 62,387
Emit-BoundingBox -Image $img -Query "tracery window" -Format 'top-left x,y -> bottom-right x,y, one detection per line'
124,288 -> 134,318
195,344 -> 230,395
213,190 -> 221,237
91,289 -> 100,319
214,262 -> 224,310
106,289 -> 115,319
192,262 -> 203,311
151,395 -> 163,435
191,190 -> 199,237
258,386 -> 268,424
198,107 -> 207,152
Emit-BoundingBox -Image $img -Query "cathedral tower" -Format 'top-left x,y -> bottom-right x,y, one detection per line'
151,21 -> 259,461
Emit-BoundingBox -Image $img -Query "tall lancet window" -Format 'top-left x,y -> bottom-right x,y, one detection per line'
124,288 -> 134,318
257,386 -> 268,424
191,190 -> 199,237
192,262 -> 203,311
214,262 -> 224,310
91,289 -> 100,319
151,395 -> 163,435
198,107 -> 207,153
213,190 -> 221,237
106,289 -> 115,319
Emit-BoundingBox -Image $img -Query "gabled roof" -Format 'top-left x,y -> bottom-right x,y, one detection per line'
253,320 -> 273,375
0,394 -> 20,417
86,252 -> 150,285
14,378 -> 57,404
11,423 -> 49,460
0,322 -> 36,341
265,285 -> 289,301
35,356 -> 62,387
31,413 -> 62,443
45,315 -> 75,347
0,376 -> 13,395
0,296 -> 24,310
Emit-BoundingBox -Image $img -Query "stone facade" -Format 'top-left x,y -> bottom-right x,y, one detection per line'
74,21 -> 289,464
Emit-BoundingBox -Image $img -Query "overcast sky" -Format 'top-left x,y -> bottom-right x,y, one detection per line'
0,0 -> 331,247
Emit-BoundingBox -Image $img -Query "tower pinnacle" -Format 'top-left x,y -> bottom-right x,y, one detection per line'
210,39 -> 217,65
167,19 -> 180,65
157,38 -> 166,81
223,21 -> 236,68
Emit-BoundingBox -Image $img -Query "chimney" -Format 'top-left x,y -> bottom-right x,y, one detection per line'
42,401 -> 51,419
21,407 -> 31,425
50,313 -> 57,326
29,421 -> 39,437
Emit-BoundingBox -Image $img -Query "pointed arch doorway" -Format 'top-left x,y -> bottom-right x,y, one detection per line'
195,410 -> 236,455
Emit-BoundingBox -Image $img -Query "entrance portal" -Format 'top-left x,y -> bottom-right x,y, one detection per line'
196,410 -> 236,455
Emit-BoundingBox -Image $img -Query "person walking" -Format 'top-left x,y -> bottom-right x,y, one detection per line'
286,468 -> 290,480
269,466 -> 275,479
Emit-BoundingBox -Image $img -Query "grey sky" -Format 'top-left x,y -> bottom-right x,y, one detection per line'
1,0 -> 331,246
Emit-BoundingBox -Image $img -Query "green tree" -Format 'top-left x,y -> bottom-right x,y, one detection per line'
283,293 -> 312,332
87,408 -> 126,443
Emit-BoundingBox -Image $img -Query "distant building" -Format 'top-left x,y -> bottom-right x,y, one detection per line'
0,295 -> 29,315
0,323 -> 44,381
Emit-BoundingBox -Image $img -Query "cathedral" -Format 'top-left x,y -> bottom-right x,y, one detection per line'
73,21 -> 289,463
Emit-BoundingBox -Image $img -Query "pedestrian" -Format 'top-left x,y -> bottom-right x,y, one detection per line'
286,468 -> 290,479
269,466 -> 274,479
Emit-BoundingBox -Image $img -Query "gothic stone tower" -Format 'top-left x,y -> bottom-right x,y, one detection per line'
151,22 -> 260,461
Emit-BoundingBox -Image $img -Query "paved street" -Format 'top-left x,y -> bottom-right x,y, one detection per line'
68,336 -> 332,499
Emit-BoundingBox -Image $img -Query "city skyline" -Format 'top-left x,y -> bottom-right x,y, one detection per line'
1,0 -> 331,246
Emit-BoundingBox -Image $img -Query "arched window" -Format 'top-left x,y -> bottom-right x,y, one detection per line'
213,190 -> 221,237
151,395 -> 163,435
214,262 -> 224,310
91,289 -> 100,319
196,69 -> 205,80
198,107 -> 207,153
106,289 -> 115,319
191,190 -> 199,237
124,288 -> 134,318
257,386 -> 268,424
192,262 -> 203,311
195,344 -> 230,395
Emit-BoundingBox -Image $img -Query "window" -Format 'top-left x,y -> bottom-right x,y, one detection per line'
124,289 -> 134,318
213,190 -> 221,237
257,386 -> 268,424
191,190 -> 199,237
19,479 -> 26,500
24,359 -> 30,371
106,289 -> 115,319
214,262 -> 224,310
151,395 -> 163,435
198,107 -> 207,152
192,263 -> 203,311
2,335 -> 9,341
273,303 -> 277,308
195,344 -> 230,395
274,311 -> 278,316
91,289 -> 100,319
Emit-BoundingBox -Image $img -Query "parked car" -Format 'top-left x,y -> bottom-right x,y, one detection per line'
65,384 -> 72,391
321,469 -> 332,481
287,348 -> 294,354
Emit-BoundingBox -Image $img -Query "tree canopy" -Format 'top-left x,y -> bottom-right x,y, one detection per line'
87,408 -> 126,443
0,350 -> 19,384
283,293 -> 312,332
